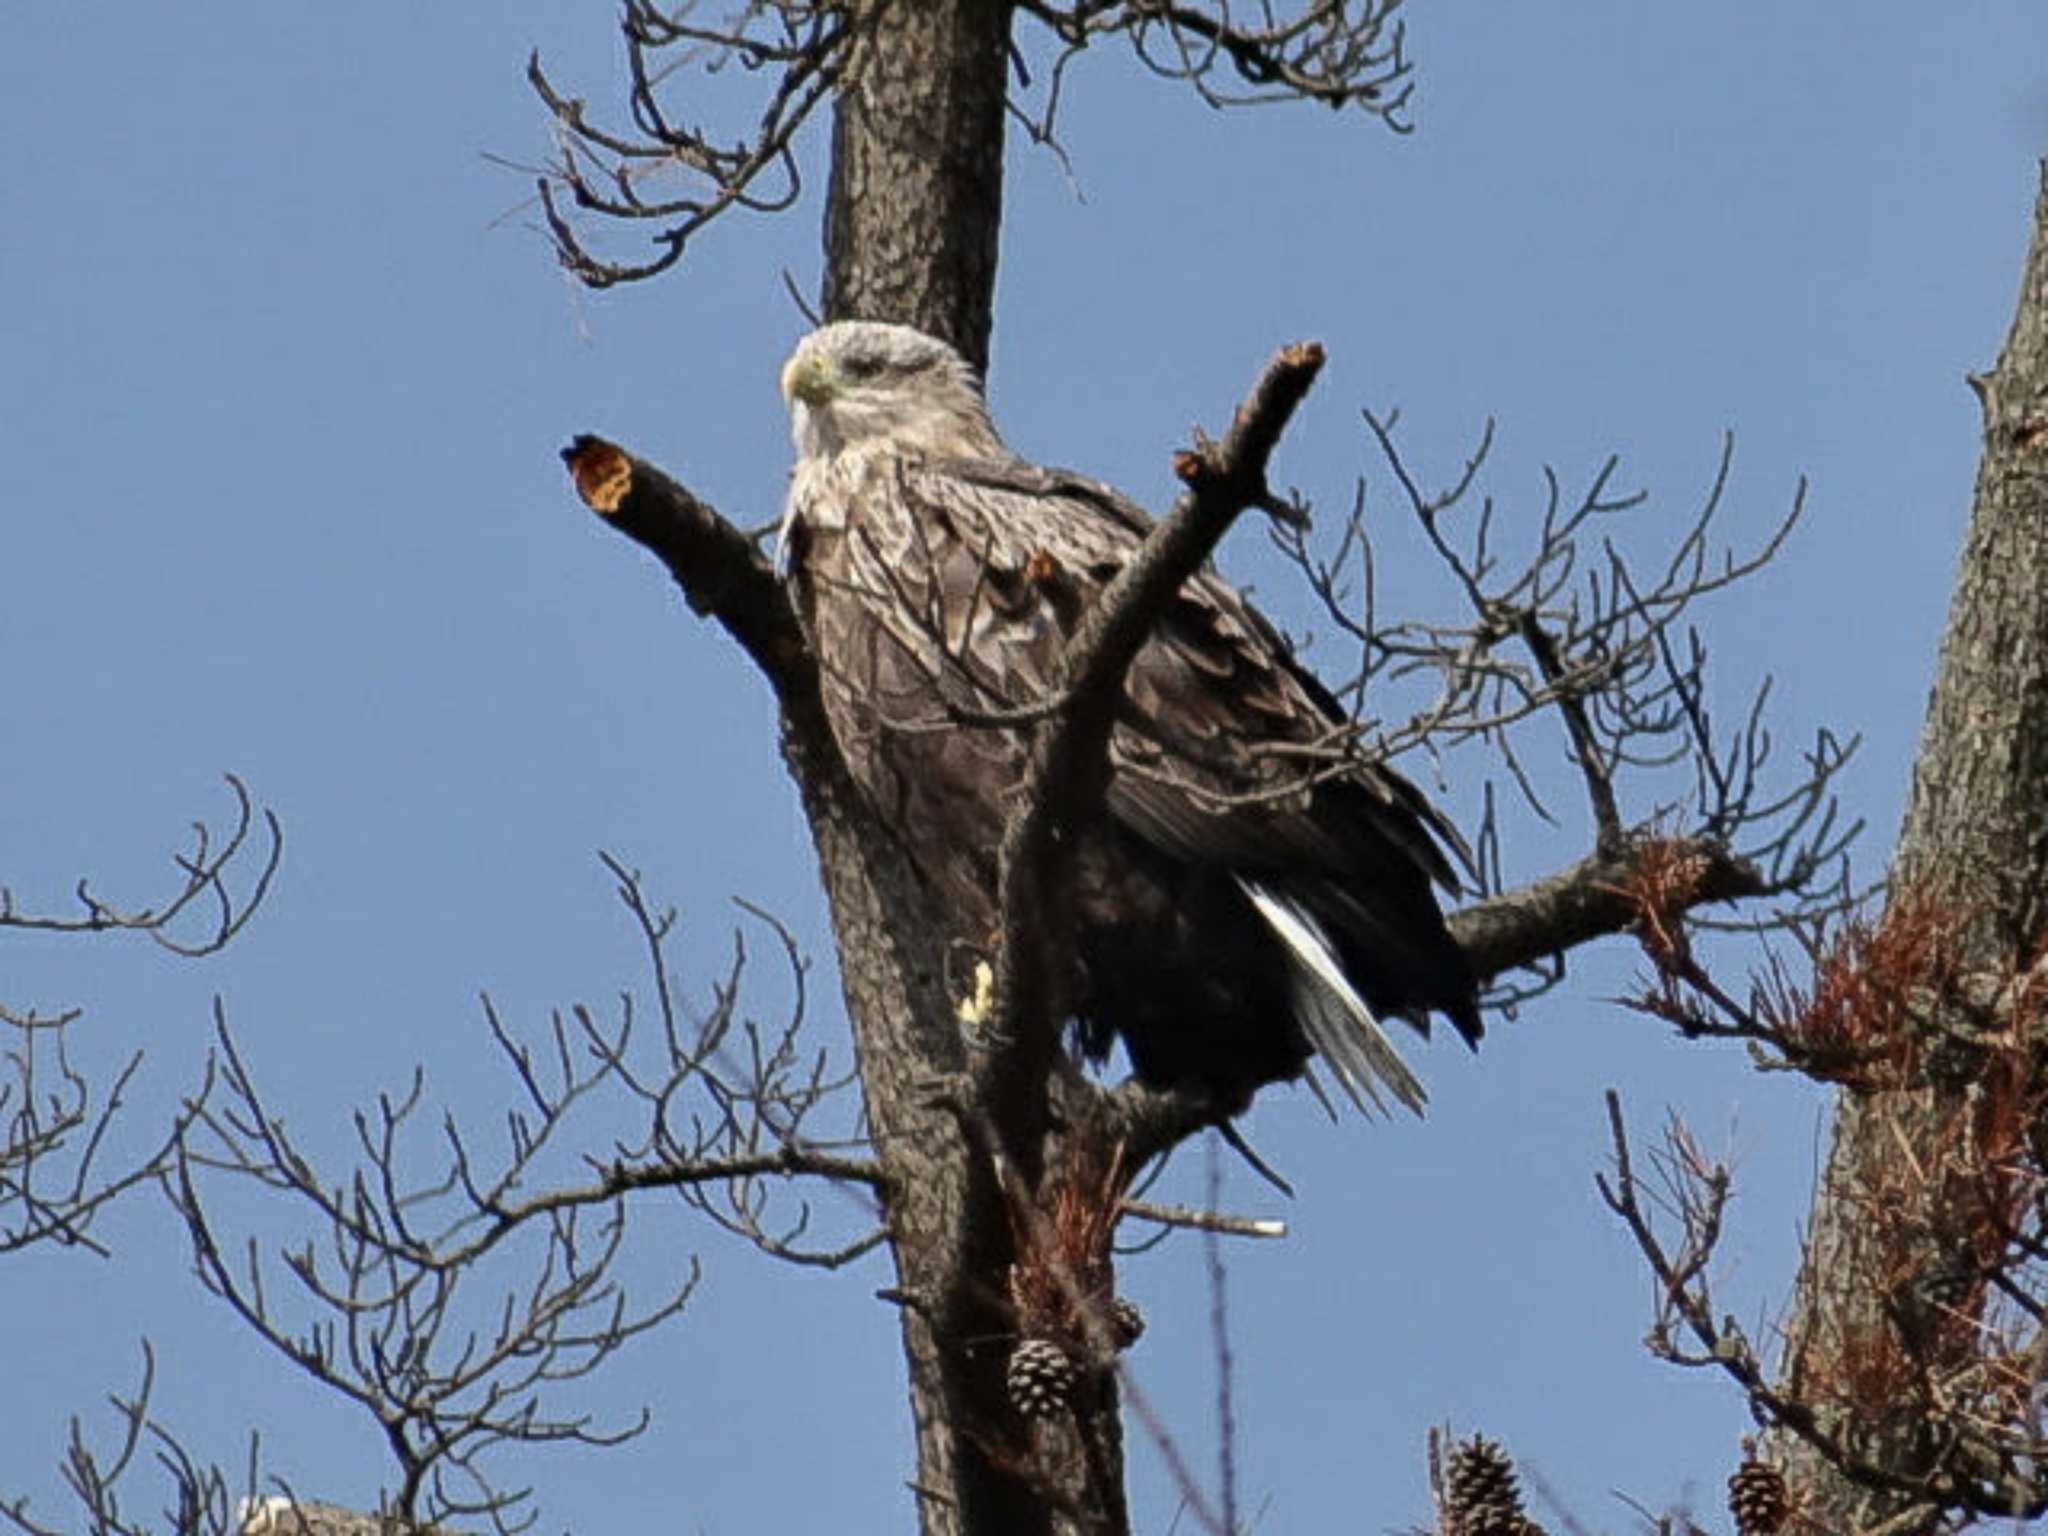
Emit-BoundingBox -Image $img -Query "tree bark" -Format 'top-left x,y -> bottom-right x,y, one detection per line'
787,752 -> 1042,1536
810,5 -> 1064,1533
822,0 -> 1014,373
1777,163 -> 2048,1532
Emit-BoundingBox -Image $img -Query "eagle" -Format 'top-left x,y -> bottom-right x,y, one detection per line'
777,321 -> 1480,1115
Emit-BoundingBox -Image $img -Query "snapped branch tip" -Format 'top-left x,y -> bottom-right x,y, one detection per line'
562,436 -> 633,516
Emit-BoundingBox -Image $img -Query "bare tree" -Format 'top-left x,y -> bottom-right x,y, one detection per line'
525,1 -> 1416,352
7,841 -> 901,1536
525,5 -> 1852,1533
29,6 -> 2039,1536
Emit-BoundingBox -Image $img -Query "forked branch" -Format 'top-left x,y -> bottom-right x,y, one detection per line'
526,4 -> 1415,290
981,342 -> 1328,1153
0,775 -> 281,959
160,857 -> 876,1531
2,779 -> 273,1255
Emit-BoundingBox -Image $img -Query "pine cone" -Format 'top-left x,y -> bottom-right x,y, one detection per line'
1445,1436 -> 1528,1536
1108,1296 -> 1145,1351
1441,1441 -> 1523,1531
1468,1502 -> 1536,1536
1727,1452 -> 1787,1536
1007,1338 -> 1078,1419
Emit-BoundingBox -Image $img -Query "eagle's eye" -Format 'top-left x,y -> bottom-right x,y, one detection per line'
840,351 -> 886,382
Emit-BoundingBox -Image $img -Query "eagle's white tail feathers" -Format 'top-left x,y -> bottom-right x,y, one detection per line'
1298,1061 -> 1343,1124
1239,879 -> 1428,1118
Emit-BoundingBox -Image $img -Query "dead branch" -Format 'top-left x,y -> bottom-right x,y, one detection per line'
0,775 -> 281,959
0,1343 -> 249,1536
1599,1087 -> 2048,1526
526,4 -> 1414,292
0,1021 -> 212,1258
1116,1198 -> 1285,1240
161,856 -> 876,1531
979,341 -> 1328,1162
1449,836 -> 1766,987
525,4 -> 847,288
1267,414 -> 1856,1014
559,437 -> 813,705
2,780 -> 273,1255
1013,0 -> 1417,151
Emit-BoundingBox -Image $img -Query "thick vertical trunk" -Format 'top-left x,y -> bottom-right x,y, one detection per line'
1778,164 -> 2048,1530
801,5 -> 1113,1533
822,0 -> 1013,372
785,735 -> 1044,1536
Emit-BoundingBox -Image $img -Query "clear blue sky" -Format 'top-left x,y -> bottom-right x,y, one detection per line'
4,5 -> 2044,1531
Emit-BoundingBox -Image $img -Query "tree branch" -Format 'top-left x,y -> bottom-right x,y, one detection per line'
1448,836 -> 1765,986
981,343 -> 1328,1159
560,436 -> 815,708
0,774 -> 281,959
1117,1197 -> 1285,1240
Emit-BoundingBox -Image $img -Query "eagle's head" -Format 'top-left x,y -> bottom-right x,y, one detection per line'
779,321 -> 1006,465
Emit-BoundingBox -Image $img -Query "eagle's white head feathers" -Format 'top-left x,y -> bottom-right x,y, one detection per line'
775,321 -> 1008,573
779,321 -> 1004,465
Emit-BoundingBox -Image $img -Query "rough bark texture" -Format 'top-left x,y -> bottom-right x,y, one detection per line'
1778,164 -> 2048,1531
810,5 -> 1067,1533
823,0 -> 1013,376
785,751 -> 1037,1536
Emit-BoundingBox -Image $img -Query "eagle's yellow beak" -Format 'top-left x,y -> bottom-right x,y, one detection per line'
780,351 -> 836,407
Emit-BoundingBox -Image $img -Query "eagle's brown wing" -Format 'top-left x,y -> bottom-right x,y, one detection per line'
934,460 -> 1469,883
793,450 -> 1478,1112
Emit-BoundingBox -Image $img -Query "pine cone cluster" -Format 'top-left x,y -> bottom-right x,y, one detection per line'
1727,1450 -> 1787,1536
1444,1434 -> 1538,1536
1007,1337 -> 1078,1418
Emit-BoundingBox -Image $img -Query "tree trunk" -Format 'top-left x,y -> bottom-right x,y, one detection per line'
785,734 -> 1049,1536
802,5 -> 1095,1533
1778,163 -> 2048,1532
822,0 -> 1013,373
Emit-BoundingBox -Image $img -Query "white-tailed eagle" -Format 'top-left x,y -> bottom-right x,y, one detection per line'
778,321 -> 1479,1115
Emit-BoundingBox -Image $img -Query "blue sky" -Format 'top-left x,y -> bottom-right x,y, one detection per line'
4,4 -> 2045,1531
